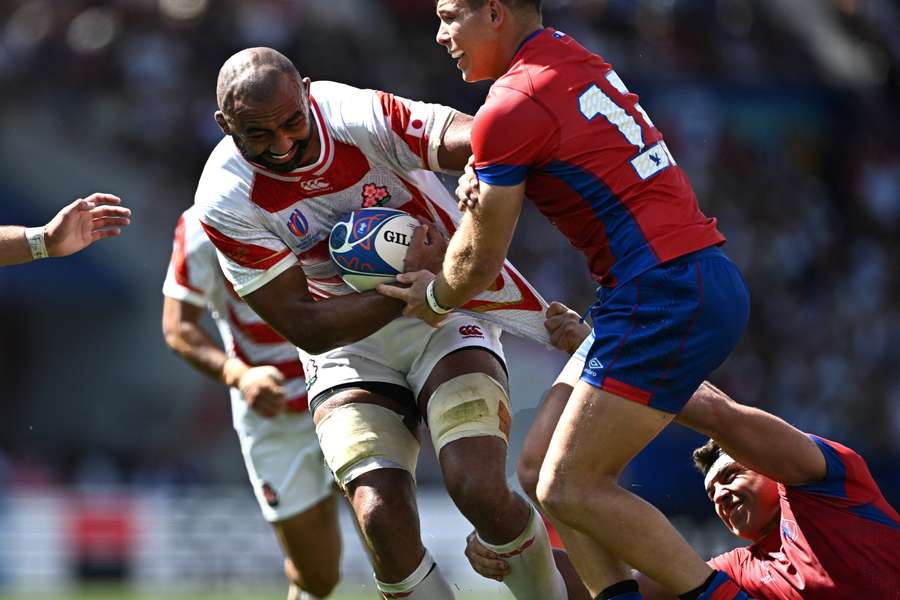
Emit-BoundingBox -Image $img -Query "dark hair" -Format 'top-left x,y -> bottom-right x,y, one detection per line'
692,438 -> 723,476
460,0 -> 542,13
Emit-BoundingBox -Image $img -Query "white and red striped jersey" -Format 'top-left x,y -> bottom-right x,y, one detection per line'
163,206 -> 308,413
195,81 -> 549,343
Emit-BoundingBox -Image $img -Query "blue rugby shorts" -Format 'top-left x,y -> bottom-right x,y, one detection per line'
574,246 -> 750,414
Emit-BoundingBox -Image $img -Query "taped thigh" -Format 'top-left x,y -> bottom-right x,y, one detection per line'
315,403 -> 420,488
426,373 -> 511,454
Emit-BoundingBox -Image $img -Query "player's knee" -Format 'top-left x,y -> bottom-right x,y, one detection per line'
284,559 -> 339,599
352,478 -> 414,544
537,466 -> 616,523
443,464 -> 508,517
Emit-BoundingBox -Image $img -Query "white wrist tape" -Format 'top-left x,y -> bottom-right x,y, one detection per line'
426,280 -> 453,315
25,227 -> 49,260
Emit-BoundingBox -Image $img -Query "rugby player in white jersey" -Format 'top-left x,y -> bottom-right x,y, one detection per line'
193,47 -> 566,600
162,206 -> 341,600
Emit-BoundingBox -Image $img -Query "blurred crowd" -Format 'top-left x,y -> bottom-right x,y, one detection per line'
0,0 -> 898,510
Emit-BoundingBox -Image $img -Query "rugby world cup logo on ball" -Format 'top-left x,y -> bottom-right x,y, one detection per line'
329,207 -> 418,292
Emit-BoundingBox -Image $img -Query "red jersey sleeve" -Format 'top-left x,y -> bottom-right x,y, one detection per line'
472,86 -> 558,186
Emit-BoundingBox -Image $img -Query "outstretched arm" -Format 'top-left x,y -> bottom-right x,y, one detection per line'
162,296 -> 286,417
677,381 -> 827,486
0,193 -> 131,267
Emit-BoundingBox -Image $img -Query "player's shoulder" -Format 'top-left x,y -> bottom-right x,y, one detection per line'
310,80 -> 377,117
195,137 -> 256,215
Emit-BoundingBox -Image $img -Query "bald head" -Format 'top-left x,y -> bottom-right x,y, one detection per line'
216,47 -> 301,115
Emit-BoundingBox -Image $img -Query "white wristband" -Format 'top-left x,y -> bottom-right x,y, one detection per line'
25,227 -> 49,260
426,280 -> 453,315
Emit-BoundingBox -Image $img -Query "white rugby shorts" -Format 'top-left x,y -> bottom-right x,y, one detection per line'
232,392 -> 335,523
301,314 -> 505,404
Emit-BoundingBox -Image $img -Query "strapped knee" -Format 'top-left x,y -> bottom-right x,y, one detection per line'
315,403 -> 420,488
426,373 -> 511,454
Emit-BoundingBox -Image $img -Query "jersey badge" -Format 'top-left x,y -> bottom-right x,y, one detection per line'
361,183 -> 392,208
287,209 -> 309,237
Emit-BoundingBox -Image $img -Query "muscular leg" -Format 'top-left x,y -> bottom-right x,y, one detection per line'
313,388 -> 424,584
274,494 -> 341,599
518,382 -> 631,597
536,382 -> 713,595
419,348 -> 565,599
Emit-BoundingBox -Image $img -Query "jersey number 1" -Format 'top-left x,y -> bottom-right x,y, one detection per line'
578,71 -> 675,180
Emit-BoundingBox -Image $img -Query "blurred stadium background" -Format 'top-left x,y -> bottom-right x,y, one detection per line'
0,0 -> 898,598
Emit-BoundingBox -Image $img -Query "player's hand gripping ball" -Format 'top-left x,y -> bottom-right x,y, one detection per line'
329,207 -> 418,292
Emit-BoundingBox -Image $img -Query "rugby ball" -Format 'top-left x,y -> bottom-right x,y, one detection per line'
329,208 -> 418,292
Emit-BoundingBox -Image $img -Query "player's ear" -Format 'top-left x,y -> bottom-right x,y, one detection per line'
487,0 -> 503,26
214,111 -> 231,135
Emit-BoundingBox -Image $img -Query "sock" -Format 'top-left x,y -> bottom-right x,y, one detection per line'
478,507 -> 568,600
595,579 -> 642,600
287,584 -> 322,600
375,550 -> 455,599
680,571 -> 749,600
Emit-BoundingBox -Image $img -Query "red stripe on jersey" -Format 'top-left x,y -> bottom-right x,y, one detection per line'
298,238 -> 332,266
200,221 -> 291,270
232,343 -> 304,380
226,305 -> 286,344
171,215 -> 204,294
708,578 -> 741,600
397,180 -> 456,233
376,91 -> 429,168
249,142 -> 371,212
461,265 -> 543,313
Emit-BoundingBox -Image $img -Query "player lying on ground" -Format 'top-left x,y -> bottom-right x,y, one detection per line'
163,207 -> 344,600
382,2 -> 751,598
194,47 -> 567,599
468,304 -> 900,600
0,193 -> 130,266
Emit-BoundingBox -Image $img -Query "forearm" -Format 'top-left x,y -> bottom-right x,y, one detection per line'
436,112 -> 473,173
163,319 -> 243,386
248,291 -> 405,355
0,226 -> 34,266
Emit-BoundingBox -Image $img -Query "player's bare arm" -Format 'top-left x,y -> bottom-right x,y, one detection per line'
436,112 -> 474,173
677,382 -> 827,486
0,193 -> 131,266
162,296 -> 286,418
377,181 -> 525,325
243,264 -> 405,355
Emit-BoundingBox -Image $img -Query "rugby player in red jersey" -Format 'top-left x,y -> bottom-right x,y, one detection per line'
471,305 -> 900,599
379,2 -> 752,599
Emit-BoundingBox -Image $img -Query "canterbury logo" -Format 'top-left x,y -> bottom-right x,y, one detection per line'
458,325 -> 484,338
300,177 -> 329,192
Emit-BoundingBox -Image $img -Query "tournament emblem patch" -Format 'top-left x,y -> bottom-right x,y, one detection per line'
361,183 -> 391,207
287,208 -> 309,237
781,518 -> 798,541
261,481 -> 280,508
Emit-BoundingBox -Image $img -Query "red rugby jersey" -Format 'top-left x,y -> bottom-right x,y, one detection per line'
709,436 -> 900,599
472,28 -> 724,286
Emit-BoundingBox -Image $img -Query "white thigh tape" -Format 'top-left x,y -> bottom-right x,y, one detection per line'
315,403 -> 420,487
426,373 -> 511,454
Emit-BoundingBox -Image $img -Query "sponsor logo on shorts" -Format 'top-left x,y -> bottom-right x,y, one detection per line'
361,183 -> 391,207
458,324 -> 484,339
305,358 -> 318,388
287,208 -> 309,237
584,357 -> 604,377
261,481 -> 280,508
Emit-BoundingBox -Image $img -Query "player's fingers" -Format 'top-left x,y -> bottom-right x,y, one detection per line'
90,217 -> 131,230
409,223 -> 430,248
375,283 -> 407,300
90,228 -> 123,240
90,205 -> 132,218
83,193 -> 122,206
545,301 -> 570,318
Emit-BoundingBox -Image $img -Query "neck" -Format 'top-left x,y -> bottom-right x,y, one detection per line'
493,15 -> 543,78
753,512 -> 782,543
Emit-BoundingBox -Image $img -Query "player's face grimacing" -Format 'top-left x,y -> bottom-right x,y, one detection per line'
706,462 -> 781,541
435,0 -> 502,82
220,75 -> 318,173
